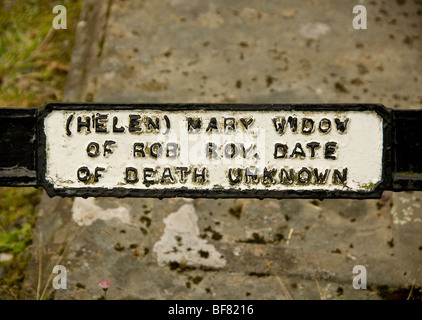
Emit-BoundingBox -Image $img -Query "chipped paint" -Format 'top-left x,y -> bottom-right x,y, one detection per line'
72,197 -> 132,226
152,203 -> 226,268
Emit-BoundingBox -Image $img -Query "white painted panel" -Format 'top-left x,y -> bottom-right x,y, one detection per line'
44,108 -> 383,192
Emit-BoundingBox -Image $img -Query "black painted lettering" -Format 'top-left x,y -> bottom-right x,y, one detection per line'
187,117 -> 201,132
129,115 -> 142,132
314,169 -> 330,184
193,168 -> 207,183
166,143 -> 178,158
146,117 -> 159,131
133,143 -> 145,157
77,166 -> 90,182
274,143 -> 288,159
77,116 -> 91,133
287,116 -> 298,132
306,142 -> 320,158
319,118 -> 331,133
280,168 -> 294,184
335,118 -> 349,133
272,118 -> 286,134
87,142 -> 100,157
324,142 -> 337,160
245,167 -> 258,183
302,118 -> 314,134
298,167 -> 311,184
290,143 -> 306,158
103,140 -> 116,156
164,115 -> 171,134
240,118 -> 254,130
95,114 -> 108,133
228,168 -> 242,185
94,167 -> 105,182
206,142 -> 218,159
150,142 -> 163,158
263,167 -> 276,184
66,114 -> 73,136
240,143 -> 254,158
224,143 -> 237,159
113,116 -> 125,132
143,167 -> 155,185
206,117 -> 218,132
224,118 -> 236,132
333,168 -> 348,184
125,167 -> 139,183
176,167 -> 189,183
161,167 -> 175,183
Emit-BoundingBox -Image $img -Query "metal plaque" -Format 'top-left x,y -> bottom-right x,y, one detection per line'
37,103 -> 392,199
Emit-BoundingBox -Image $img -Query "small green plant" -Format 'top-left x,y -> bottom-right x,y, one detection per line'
0,223 -> 32,254
0,187 -> 42,299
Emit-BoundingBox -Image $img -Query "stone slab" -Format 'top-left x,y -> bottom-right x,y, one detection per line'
21,0 -> 422,300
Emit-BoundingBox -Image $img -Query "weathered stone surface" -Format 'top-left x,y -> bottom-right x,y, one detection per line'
22,0 -> 422,300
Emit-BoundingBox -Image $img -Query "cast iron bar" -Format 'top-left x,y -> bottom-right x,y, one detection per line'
0,105 -> 421,195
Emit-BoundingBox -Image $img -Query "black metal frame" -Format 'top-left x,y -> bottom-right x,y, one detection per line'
1,103 -> 419,199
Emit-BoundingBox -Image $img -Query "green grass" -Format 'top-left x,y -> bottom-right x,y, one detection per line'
0,188 -> 41,234
0,0 -> 81,108
0,0 -> 81,299
0,187 -> 42,298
